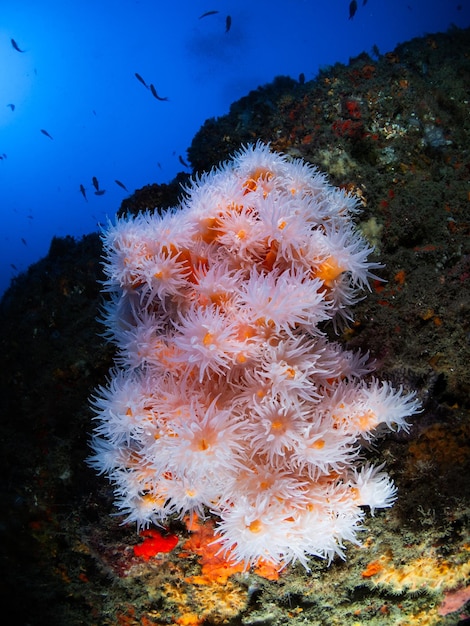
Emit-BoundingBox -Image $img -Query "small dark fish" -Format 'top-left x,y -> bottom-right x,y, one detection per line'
199,10 -> 219,19
298,72 -> 305,85
225,15 -> 232,33
157,162 -> 162,169
21,237 -> 27,246
349,0 -> 358,19
114,179 -> 128,191
11,38 -> 25,53
0,156 -> 3,160
135,72 -> 148,88
363,0 -> 368,5
150,84 -> 169,101
92,176 -> 99,191
3,153 -> 7,159
79,184 -> 87,201
7,104 -> 15,111
10,264 -> 18,271
94,189 -> 106,196
40,129 -> 53,140
179,155 -> 189,168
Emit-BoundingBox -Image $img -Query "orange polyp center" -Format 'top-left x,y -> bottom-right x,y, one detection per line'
236,323 -> 257,341
311,438 -> 325,449
350,486 -> 361,501
243,168 -> 273,195
248,519 -> 263,533
202,332 -> 214,346
357,411 -> 377,431
314,256 -> 345,285
141,493 -> 166,507
198,438 -> 210,451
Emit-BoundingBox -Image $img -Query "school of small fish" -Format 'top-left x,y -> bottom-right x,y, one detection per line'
5,4 -> 370,265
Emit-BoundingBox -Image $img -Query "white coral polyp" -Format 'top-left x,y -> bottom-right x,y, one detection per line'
88,142 -> 420,570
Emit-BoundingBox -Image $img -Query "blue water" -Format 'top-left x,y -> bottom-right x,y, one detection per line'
1,0 -> 469,297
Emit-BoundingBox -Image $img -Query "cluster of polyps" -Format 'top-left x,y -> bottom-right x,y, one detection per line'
88,143 -> 419,569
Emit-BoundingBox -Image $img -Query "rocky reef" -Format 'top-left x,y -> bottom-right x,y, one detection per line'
0,26 -> 469,626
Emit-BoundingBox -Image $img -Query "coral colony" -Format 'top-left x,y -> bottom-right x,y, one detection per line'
88,143 -> 420,570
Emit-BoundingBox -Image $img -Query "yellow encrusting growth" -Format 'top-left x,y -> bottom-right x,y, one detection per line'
364,549 -> 470,594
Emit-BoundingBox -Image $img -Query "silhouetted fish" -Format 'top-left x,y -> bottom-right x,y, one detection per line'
79,184 -> 87,201
40,129 -> 53,140
179,155 -> 189,168
349,0 -> 358,19
114,179 -> 128,191
150,84 -> 169,101
298,72 -> 305,85
11,39 -> 25,53
21,237 -> 27,246
199,10 -> 219,19
135,72 -> 148,88
7,104 -> 15,111
11,264 -> 18,271
92,176 -> 99,191
94,189 -> 106,196
225,15 -> 232,33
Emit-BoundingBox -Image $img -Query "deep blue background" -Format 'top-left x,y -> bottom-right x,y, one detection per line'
1,0 -> 469,297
